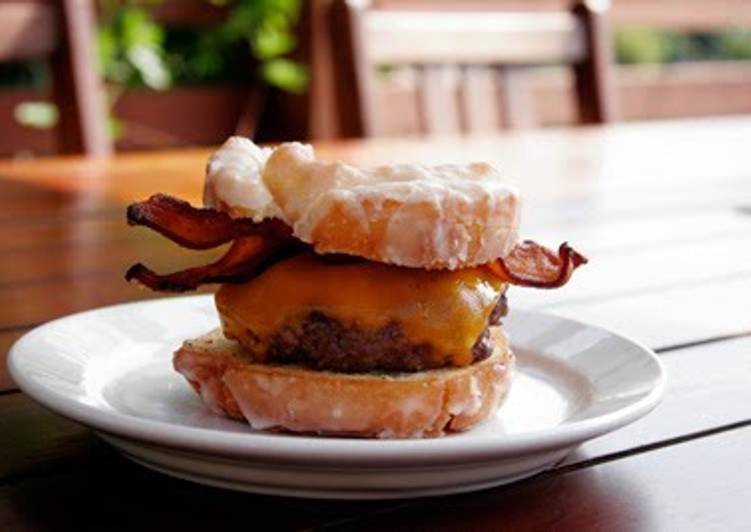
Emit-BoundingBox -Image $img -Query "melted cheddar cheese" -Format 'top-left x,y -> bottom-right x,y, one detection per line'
215,254 -> 505,367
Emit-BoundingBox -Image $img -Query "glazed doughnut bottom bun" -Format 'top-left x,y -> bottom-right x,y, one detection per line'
174,328 -> 514,438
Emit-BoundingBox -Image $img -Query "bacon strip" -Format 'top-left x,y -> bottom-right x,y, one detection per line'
487,241 -> 587,289
126,236 -> 305,292
125,194 -> 303,291
127,193 -> 292,250
126,195 -> 586,291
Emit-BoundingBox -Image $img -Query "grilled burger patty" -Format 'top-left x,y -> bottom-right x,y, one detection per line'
261,292 -> 508,373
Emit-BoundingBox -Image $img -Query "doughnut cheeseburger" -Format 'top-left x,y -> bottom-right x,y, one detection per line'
125,138 -> 586,438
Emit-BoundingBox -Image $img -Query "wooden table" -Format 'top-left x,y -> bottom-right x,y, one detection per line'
2,117 -> 751,530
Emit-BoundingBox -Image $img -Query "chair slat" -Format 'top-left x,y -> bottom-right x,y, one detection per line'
326,0 -> 616,138
458,66 -> 503,134
415,65 -> 462,135
364,11 -> 585,65
497,66 -> 537,129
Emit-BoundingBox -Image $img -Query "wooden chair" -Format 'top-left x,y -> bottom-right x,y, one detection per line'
0,0 -> 110,155
328,0 -> 617,137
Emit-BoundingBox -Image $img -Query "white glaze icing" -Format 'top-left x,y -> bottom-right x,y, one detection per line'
223,374 -> 277,430
263,142 -> 520,267
202,138 -> 520,267
465,375 -> 484,416
203,137 -> 280,221
398,395 -> 432,418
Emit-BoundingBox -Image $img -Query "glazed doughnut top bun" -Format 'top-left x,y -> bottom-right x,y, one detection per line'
261,142 -> 520,269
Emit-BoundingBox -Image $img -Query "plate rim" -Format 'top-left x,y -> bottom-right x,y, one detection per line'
8,295 -> 666,467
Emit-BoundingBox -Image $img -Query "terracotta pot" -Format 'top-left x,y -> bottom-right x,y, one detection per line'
112,85 -> 260,151
0,85 -> 261,156
0,89 -> 56,157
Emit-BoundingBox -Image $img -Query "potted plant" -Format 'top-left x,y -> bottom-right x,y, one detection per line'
96,0 -> 308,150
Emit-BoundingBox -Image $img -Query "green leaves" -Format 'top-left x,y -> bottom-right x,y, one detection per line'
14,102 -> 59,129
224,0 -> 307,91
95,0 -> 307,93
717,30 -> 751,60
96,5 -> 171,89
262,58 -> 308,93
128,45 -> 171,89
616,28 -> 751,65
253,24 -> 297,60
120,7 -> 163,49
615,29 -> 673,64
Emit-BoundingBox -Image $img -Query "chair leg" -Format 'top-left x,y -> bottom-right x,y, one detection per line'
573,0 -> 618,124
329,0 -> 377,138
54,0 -> 111,155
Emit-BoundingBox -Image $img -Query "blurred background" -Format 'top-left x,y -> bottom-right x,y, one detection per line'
1,0 -> 750,158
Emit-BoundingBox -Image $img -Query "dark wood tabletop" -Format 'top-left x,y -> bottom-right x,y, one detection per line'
2,117 -> 751,531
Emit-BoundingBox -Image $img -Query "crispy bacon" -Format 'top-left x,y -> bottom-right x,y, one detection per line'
126,194 -> 585,292
126,236 -> 305,292
127,193 -> 291,249
125,194 -> 303,291
487,241 -> 587,289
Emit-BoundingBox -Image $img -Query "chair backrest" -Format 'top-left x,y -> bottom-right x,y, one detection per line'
329,0 -> 617,137
0,0 -> 110,155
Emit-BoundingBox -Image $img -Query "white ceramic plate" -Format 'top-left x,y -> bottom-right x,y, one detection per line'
8,295 -> 664,499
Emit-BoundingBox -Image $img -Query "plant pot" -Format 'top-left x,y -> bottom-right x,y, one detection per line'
0,89 -> 56,157
112,85 -> 260,151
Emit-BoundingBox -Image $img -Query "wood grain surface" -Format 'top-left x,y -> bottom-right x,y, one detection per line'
1,117 -> 750,530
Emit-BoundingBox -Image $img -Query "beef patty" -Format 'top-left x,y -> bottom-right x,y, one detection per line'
263,291 -> 508,373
